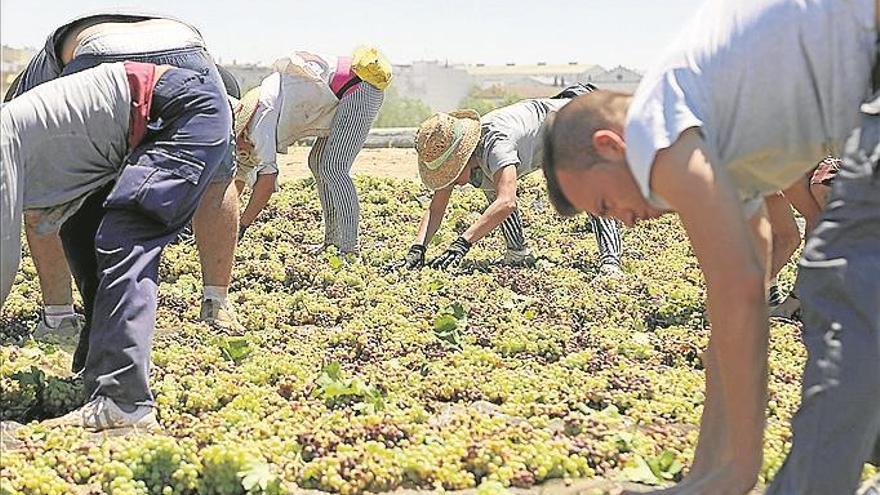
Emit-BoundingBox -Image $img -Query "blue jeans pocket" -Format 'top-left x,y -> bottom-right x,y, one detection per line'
104,151 -> 205,226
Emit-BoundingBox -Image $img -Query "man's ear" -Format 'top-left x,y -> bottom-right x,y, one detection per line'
592,130 -> 626,161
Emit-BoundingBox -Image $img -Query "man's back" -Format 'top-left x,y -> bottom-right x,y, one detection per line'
2,63 -> 130,212
626,0 -> 876,204
478,98 -> 569,182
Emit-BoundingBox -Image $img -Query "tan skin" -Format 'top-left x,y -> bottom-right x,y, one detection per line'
26,20 -> 239,314
555,122 -> 769,494
412,154 -> 519,248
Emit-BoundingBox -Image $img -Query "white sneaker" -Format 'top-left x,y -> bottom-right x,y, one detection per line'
31,313 -> 85,346
199,299 -> 245,332
858,475 -> 879,495
42,396 -> 159,432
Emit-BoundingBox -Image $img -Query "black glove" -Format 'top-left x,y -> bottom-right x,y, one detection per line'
429,237 -> 471,270
404,244 -> 427,269
238,223 -> 250,241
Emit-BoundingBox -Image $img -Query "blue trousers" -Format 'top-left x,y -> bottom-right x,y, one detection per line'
767,90 -> 880,494
59,68 -> 231,406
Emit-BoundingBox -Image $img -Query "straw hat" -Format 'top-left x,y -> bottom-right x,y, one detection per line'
415,110 -> 482,190
232,87 -> 261,140
230,88 -> 262,168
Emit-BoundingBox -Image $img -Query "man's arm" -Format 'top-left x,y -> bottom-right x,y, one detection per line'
782,173 -> 822,235
413,187 -> 453,246
239,173 -> 277,228
650,128 -> 768,493
461,165 -> 518,244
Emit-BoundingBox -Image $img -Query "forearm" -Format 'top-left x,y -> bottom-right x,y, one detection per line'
706,286 -> 769,478
462,199 -> 516,244
414,208 -> 444,246
782,175 -> 822,234
240,174 -> 277,226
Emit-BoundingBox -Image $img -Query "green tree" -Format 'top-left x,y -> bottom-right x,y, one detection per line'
374,88 -> 433,128
458,85 -> 522,116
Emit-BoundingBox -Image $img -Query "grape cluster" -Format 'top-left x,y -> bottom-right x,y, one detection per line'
0,172 -> 827,492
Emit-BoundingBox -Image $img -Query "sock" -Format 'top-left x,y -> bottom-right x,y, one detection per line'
43,304 -> 75,328
203,286 -> 228,304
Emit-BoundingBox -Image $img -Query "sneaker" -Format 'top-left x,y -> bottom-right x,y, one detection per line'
769,294 -> 801,321
858,475 -> 879,495
767,284 -> 784,307
500,248 -> 537,267
598,260 -> 624,277
199,299 -> 245,332
42,396 -> 160,432
31,313 -> 85,346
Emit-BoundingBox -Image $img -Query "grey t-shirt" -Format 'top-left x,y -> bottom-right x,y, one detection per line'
0,63 -> 131,232
475,98 -> 569,190
625,0 -> 877,210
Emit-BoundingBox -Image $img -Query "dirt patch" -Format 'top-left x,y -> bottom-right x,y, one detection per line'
278,147 -> 419,182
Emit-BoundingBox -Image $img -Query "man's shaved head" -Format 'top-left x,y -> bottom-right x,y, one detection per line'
543,90 -> 632,216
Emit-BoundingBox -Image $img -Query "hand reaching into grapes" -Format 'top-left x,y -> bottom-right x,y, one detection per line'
428,237 -> 471,270
403,244 -> 426,269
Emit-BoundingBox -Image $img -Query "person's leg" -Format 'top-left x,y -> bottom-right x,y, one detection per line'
765,193 -> 801,312
308,137 -> 334,248
481,188 -> 535,266
312,84 -> 384,253
82,67 -> 231,408
23,215 -> 85,342
767,93 -> 880,495
590,215 -> 623,271
58,184 -> 114,373
22,221 -> 73,307
62,48 -> 240,328
481,188 -> 527,251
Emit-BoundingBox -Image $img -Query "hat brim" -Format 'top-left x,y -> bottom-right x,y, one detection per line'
418,110 -> 482,190
233,87 -> 261,139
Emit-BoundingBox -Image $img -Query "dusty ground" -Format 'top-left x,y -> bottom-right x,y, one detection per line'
278,146 -> 419,182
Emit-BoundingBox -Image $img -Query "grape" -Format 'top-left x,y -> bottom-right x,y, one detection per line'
0,172 -> 815,493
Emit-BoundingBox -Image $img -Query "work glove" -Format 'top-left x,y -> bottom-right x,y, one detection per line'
429,237 -> 471,270
404,244 -> 427,269
500,247 -> 537,267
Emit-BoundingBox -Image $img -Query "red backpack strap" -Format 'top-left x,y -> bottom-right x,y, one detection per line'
329,56 -> 361,99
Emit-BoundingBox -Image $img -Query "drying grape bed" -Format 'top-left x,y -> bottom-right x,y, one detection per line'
0,174 -> 836,494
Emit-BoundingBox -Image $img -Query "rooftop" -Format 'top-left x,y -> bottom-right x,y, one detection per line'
465,62 -> 601,77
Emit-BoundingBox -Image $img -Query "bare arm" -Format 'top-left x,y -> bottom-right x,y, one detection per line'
240,174 -> 277,227
781,173 -> 822,235
461,165 -> 518,244
413,187 -> 453,246
651,128 -> 768,492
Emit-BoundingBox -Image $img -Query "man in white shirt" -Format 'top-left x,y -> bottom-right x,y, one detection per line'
543,1 -> 879,494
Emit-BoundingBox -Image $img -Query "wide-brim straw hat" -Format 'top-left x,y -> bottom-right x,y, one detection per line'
232,87 -> 261,140
416,110 -> 482,190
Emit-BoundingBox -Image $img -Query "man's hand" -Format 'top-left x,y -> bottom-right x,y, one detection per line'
404,244 -> 427,269
429,237 -> 471,270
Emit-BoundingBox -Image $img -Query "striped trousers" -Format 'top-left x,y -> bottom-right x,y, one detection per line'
483,189 -> 622,264
308,83 -> 384,252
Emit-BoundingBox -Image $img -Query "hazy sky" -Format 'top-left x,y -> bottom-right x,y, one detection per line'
1,0 -> 705,70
